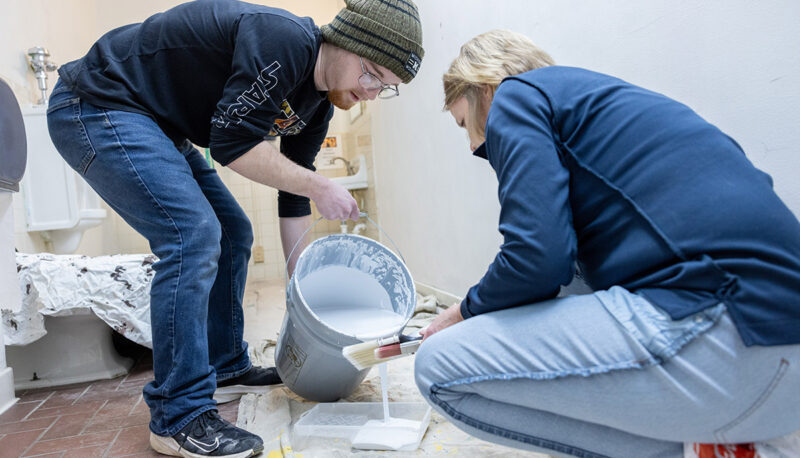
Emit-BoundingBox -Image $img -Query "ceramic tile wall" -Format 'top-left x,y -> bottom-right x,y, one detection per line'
222,111 -> 379,284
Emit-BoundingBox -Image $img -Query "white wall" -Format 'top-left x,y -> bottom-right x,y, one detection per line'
0,1 -> 100,105
95,0 -> 344,35
1,0 -> 108,255
371,0 -> 800,298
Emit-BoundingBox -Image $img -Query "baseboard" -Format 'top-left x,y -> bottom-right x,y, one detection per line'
0,367 -> 17,416
414,282 -> 462,307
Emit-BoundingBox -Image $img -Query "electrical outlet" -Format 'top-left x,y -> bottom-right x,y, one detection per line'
253,245 -> 265,263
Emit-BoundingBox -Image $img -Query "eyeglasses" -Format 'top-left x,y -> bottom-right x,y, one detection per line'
358,58 -> 399,99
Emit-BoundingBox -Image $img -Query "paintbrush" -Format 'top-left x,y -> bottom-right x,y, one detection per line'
343,334 -> 423,370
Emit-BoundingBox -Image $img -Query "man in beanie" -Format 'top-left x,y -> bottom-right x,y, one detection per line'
47,0 -> 423,456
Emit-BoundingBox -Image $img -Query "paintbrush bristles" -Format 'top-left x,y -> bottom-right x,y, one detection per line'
342,340 -> 384,370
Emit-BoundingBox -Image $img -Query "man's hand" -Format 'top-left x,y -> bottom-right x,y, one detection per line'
311,179 -> 360,221
420,302 -> 465,341
228,141 -> 358,221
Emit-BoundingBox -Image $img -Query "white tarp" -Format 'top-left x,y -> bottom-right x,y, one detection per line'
1,252 -> 154,347
236,295 -> 536,458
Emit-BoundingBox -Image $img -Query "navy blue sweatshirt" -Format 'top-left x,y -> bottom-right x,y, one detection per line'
58,0 -> 333,217
465,66 -> 800,347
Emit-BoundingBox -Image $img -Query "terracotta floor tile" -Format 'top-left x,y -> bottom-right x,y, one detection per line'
78,385 -> 141,405
122,369 -> 153,383
91,377 -> 126,390
59,444 -> 107,457
24,430 -> 117,456
93,396 -> 141,420
0,402 -> 43,424
37,386 -> 91,410
28,400 -> 104,420
0,355 -> 246,458
107,425 -> 152,456
38,412 -> 95,441
84,413 -> 150,433
0,416 -> 56,435
0,429 -> 45,458
129,396 -> 148,416
15,390 -> 54,403
112,452 -> 161,458
115,381 -> 150,394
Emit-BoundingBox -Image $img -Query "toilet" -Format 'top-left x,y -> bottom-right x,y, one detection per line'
21,105 -> 107,253
5,105 -> 135,390
6,311 -> 135,390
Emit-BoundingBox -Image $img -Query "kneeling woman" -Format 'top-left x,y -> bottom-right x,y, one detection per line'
415,30 -> 800,458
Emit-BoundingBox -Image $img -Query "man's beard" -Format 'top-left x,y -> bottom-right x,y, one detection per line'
328,90 -> 356,110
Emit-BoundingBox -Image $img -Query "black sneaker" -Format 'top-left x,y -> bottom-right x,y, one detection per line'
214,366 -> 282,404
150,410 -> 263,457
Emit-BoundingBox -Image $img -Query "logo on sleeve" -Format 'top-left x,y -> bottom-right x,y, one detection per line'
268,100 -> 306,136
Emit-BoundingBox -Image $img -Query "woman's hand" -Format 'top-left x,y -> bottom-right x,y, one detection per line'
420,302 -> 465,341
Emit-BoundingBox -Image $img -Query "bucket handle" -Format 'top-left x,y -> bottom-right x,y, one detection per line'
284,212 -> 407,292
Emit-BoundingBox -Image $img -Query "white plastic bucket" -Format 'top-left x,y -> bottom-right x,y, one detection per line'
275,218 -> 415,401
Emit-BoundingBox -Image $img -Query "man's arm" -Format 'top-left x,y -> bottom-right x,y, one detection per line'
227,139 -> 359,221
280,215 -> 312,278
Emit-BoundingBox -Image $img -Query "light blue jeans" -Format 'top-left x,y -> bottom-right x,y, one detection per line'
47,80 -> 253,436
415,286 -> 800,458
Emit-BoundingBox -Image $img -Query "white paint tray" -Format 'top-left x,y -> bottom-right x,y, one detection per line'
292,402 -> 432,451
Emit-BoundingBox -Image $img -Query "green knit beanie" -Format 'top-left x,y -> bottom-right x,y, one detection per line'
320,0 -> 424,84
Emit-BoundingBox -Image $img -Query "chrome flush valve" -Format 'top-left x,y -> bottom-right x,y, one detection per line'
27,46 -> 58,105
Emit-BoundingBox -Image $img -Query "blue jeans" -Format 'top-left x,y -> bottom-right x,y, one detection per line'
47,80 -> 253,436
415,286 -> 800,458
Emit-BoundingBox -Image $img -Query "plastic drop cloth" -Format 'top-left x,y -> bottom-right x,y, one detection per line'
236,294 -> 539,458
1,252 -> 155,347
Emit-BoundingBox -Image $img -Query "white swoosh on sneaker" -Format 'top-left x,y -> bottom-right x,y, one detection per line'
187,436 -> 220,453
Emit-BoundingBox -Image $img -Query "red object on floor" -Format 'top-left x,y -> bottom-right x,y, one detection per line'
692,442 -> 758,458
0,355 -> 240,457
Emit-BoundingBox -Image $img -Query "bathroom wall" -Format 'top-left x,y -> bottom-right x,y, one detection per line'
2,0 -> 105,255
4,0 -> 363,283
371,0 -> 800,299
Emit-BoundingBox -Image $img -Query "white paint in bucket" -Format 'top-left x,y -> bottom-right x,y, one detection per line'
299,265 -> 407,339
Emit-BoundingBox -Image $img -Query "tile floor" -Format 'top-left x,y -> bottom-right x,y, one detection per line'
0,279 -> 286,458
0,343 -> 240,458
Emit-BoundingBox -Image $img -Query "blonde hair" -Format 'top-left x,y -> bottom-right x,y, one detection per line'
443,30 -> 555,136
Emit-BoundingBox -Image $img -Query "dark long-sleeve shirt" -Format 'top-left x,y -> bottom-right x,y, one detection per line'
57,0 -> 333,217
463,66 -> 800,347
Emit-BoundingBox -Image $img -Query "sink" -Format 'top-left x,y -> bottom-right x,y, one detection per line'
330,155 -> 368,190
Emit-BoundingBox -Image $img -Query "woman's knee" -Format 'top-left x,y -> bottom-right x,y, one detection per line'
414,340 -> 438,401
414,329 -> 466,401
